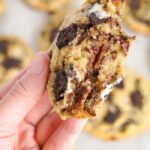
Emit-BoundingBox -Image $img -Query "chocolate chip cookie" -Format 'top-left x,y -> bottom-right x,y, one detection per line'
0,36 -> 34,85
85,69 -> 150,140
0,0 -> 5,14
39,10 -> 70,51
25,0 -> 73,12
122,0 -> 150,35
47,0 -> 135,119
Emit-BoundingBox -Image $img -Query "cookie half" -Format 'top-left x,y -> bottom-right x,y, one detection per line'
85,68 -> 150,140
0,36 -> 34,85
25,0 -> 73,12
47,0 -> 135,119
122,0 -> 150,35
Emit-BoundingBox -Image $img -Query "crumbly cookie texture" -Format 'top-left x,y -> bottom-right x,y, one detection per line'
25,0 -> 72,12
0,36 -> 34,85
0,0 -> 5,14
47,0 -> 135,119
39,10 -> 70,51
85,69 -> 150,140
122,0 -> 150,35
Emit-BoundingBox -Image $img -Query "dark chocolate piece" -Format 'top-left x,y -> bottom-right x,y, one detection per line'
104,106 -> 121,124
0,40 -> 8,54
2,58 -> 21,69
54,70 -> 68,101
50,27 -> 59,43
120,119 -> 135,132
89,13 -> 110,25
129,0 -> 140,10
56,24 -> 78,49
130,90 -> 143,109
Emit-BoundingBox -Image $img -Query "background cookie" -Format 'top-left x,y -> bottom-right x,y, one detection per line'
39,10 -> 70,51
122,0 -> 150,35
85,68 -> 150,140
0,36 -> 34,85
25,0 -> 73,12
0,0 -> 5,14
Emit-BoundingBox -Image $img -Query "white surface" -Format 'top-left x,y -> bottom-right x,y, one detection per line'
0,0 -> 150,150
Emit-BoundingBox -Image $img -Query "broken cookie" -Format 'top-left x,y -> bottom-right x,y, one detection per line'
47,0 -> 135,119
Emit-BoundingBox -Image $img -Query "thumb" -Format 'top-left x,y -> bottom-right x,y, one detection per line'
0,52 -> 50,137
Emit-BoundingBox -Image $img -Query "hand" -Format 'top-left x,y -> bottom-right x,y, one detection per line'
0,52 -> 86,150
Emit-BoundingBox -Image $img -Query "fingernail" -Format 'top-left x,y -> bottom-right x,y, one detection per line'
29,52 -> 49,75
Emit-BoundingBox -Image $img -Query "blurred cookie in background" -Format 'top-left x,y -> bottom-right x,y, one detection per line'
0,0 -> 5,14
122,0 -> 150,35
0,36 -> 34,85
24,0 -> 73,12
85,69 -> 150,141
38,10 -> 70,51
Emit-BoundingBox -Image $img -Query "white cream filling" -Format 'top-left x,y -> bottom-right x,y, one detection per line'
87,3 -> 110,19
66,78 -> 73,94
66,67 -> 82,94
101,77 -> 122,100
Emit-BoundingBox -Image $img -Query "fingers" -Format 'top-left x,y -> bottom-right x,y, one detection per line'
0,52 -> 50,137
0,68 -> 27,99
43,118 -> 87,150
24,91 -> 52,126
36,112 -> 63,146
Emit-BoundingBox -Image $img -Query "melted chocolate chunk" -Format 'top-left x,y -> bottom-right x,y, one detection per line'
130,90 -> 143,109
3,58 -> 21,69
120,119 -> 135,132
50,27 -> 59,43
115,80 -> 124,89
54,70 -> 68,101
104,106 -> 121,124
74,85 -> 87,103
130,0 -> 140,10
56,24 -> 78,49
0,40 -> 8,54
89,69 -> 99,82
89,13 -> 110,25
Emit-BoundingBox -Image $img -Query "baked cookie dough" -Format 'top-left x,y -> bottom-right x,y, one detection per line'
0,36 -> 34,85
85,69 -> 150,140
0,0 -> 5,14
47,0 -> 135,119
122,0 -> 150,35
25,0 -> 73,12
39,11 -> 69,51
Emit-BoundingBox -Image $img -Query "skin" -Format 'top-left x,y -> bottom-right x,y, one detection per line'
0,52 -> 86,150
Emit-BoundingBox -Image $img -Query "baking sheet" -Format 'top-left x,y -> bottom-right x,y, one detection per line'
0,0 -> 150,150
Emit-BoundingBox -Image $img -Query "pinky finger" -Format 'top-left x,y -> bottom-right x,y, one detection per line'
43,118 -> 87,150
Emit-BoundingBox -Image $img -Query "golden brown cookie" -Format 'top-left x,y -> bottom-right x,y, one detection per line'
122,0 -> 150,35
0,0 -> 5,14
47,0 -> 135,119
25,0 -> 73,12
0,36 -> 34,85
85,69 -> 150,140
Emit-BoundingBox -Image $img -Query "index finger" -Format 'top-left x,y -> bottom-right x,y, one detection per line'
43,118 -> 87,150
